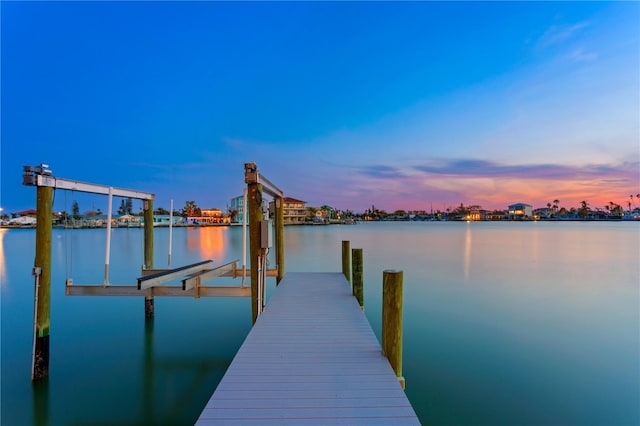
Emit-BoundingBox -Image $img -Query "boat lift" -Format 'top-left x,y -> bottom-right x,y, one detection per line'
23,164 -> 251,301
23,163 -> 286,380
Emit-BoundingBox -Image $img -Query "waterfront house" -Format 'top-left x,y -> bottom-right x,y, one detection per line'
186,208 -> 229,225
534,207 -> 554,220
153,215 -> 182,226
7,214 -> 37,226
202,208 -> 228,224
230,195 -> 272,224
486,211 -> 507,221
2,209 -> 38,226
282,197 -> 307,224
229,195 -> 245,225
465,207 -> 487,221
508,203 -> 533,220
117,214 -> 141,227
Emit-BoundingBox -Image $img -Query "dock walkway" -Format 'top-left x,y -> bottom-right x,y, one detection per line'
196,272 -> 420,425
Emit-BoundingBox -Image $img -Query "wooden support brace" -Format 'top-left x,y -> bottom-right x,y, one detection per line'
66,285 -> 251,297
225,268 -> 278,278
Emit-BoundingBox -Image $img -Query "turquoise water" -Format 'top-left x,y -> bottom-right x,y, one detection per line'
1,222 -> 639,425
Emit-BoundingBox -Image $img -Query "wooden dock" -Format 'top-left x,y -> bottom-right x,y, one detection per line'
196,272 -> 420,425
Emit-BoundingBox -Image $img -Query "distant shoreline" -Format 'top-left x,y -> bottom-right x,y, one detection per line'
2,217 -> 638,230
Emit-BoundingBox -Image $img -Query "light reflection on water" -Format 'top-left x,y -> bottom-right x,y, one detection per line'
1,222 -> 638,425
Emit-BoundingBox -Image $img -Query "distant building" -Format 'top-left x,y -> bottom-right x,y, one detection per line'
283,197 -> 307,224
508,203 -> 533,220
188,208 -> 228,225
229,194 -> 270,224
533,207 -> 554,220
7,215 -> 37,226
117,214 -> 141,227
229,195 -> 245,224
231,195 -> 307,224
466,207 -> 486,221
486,211 -> 507,221
7,209 -> 37,226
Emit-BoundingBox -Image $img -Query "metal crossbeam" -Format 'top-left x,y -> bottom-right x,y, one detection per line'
182,261 -> 238,291
258,173 -> 284,198
137,260 -> 214,290
25,173 -> 154,200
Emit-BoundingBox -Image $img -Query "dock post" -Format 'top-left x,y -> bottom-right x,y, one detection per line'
32,185 -> 53,380
382,270 -> 405,389
245,162 -> 263,324
275,196 -> 284,285
143,199 -> 154,318
341,240 -> 351,284
352,248 -> 363,309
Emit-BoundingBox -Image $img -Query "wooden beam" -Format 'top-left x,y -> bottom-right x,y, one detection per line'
66,285 -> 251,298
143,199 -> 155,317
220,268 -> 277,278
275,196 -> 285,284
247,181 -> 263,324
33,185 -> 53,381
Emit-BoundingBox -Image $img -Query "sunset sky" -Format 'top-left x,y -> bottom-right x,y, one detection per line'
2,1 -> 638,214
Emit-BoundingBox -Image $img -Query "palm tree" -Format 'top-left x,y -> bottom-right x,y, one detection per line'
578,200 -> 589,219
320,205 -> 334,219
306,206 -> 318,221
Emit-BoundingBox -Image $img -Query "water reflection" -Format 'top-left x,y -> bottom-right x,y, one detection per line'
186,227 -> 226,261
139,318 -> 232,424
32,379 -> 49,426
0,229 -> 7,285
464,223 -> 472,282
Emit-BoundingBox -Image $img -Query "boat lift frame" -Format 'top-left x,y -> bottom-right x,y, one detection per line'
23,163 -> 268,381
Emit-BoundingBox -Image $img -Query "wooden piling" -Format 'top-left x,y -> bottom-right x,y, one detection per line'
382,269 -> 405,389
248,181 -> 263,324
341,240 -> 351,283
32,185 -> 53,380
352,248 -> 363,308
143,199 -> 154,318
275,196 -> 284,285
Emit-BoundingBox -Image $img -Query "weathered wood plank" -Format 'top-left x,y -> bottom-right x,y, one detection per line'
65,285 -> 251,297
196,272 -> 420,424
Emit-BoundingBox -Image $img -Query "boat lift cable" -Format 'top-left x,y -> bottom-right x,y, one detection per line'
64,190 -> 69,280
64,190 -> 74,285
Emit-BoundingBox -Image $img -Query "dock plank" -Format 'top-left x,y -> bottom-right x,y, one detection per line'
196,272 -> 420,425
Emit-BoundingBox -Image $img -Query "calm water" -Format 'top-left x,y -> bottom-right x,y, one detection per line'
1,222 -> 638,425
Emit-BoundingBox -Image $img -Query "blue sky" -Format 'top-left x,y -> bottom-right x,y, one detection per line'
2,1 -> 638,214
